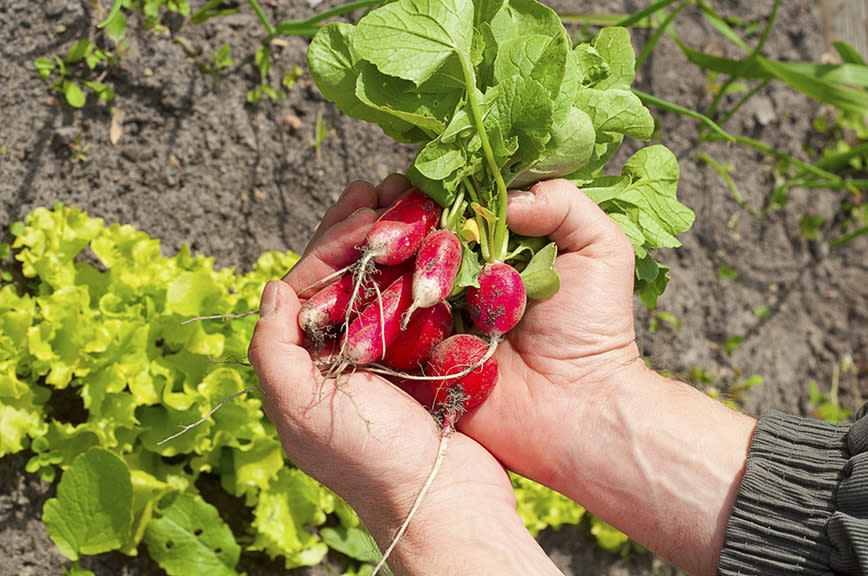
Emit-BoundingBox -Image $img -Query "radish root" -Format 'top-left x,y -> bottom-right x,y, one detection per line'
157,384 -> 261,445
363,337 -> 498,382
179,310 -> 258,325
370,409 -> 458,576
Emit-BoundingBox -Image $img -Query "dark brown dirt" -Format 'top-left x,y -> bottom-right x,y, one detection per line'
1,0 -> 866,575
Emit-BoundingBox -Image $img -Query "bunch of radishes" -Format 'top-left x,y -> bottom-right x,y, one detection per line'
298,187 -> 529,421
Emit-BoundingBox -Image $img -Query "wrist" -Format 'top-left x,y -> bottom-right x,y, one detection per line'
553,365 -> 756,576
349,434 -> 564,576
363,501 -> 564,576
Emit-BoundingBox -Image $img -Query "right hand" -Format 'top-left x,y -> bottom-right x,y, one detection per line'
459,179 -> 756,576
456,179 -> 646,488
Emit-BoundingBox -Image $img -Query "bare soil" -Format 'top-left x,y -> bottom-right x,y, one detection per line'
1,0 -> 866,575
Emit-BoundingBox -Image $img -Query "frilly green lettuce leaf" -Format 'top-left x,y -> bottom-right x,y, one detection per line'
511,472 -> 585,537
250,468 -> 334,568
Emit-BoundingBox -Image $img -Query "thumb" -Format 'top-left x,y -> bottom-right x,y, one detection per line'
507,179 -> 633,260
247,280 -> 318,409
247,280 -> 441,501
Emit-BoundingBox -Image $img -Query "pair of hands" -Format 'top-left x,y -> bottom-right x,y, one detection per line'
247,175 -> 734,575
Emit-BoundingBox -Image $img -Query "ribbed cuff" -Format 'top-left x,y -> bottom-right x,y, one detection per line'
717,410 -> 851,576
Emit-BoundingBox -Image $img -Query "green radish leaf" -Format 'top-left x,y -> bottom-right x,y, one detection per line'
504,234 -> 548,262
307,23 -> 424,144
493,31 -> 569,102
573,88 -> 654,140
580,175 -> 631,204
617,145 -> 694,249
355,63 -> 458,133
488,0 -> 563,42
144,492 -> 241,576
634,251 -> 659,283
320,525 -> 381,563
484,76 -> 553,165
590,26 -> 636,90
42,447 -> 133,561
565,132 -> 625,182
573,43 -> 610,85
520,241 -> 560,300
413,137 -> 467,180
354,0 -> 473,86
452,239 -> 483,291
510,106 -> 595,188
634,255 -> 669,310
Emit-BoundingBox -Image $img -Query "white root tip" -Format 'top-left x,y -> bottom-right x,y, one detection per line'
400,302 -> 419,330
369,430 -> 451,576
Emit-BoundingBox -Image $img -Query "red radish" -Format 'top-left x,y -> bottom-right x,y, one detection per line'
298,263 -> 411,337
402,229 -> 462,327
340,272 -> 414,365
332,189 -> 439,352
466,262 -> 526,337
427,334 -> 498,412
383,301 -> 452,371
364,189 -> 441,266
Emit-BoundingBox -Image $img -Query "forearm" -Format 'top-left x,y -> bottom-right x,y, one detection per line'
552,363 -> 756,576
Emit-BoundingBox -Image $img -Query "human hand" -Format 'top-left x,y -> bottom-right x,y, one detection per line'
456,179 -> 645,487
458,179 -> 754,576
247,176 -> 564,576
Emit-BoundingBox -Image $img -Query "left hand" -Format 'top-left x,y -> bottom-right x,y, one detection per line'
248,176 -> 563,576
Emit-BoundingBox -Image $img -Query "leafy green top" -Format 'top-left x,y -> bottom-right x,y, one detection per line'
307,0 -> 694,306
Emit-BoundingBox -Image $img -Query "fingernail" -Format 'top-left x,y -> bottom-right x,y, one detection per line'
507,189 -> 536,206
259,280 -> 279,318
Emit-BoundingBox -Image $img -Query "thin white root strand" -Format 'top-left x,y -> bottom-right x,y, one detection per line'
370,422 -> 453,576
179,310 -> 258,326
337,251 -> 377,360
374,280 -> 386,362
363,338 -> 499,382
156,385 -> 261,445
399,302 -> 419,330
297,264 -> 352,296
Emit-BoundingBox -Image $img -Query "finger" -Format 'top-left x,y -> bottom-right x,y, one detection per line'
282,206 -> 378,293
375,173 -> 413,209
306,180 -> 379,252
247,280 -> 440,503
507,179 -> 633,258
248,281 -> 321,437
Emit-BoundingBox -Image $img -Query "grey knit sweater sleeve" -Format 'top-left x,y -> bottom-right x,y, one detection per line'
717,404 -> 868,575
